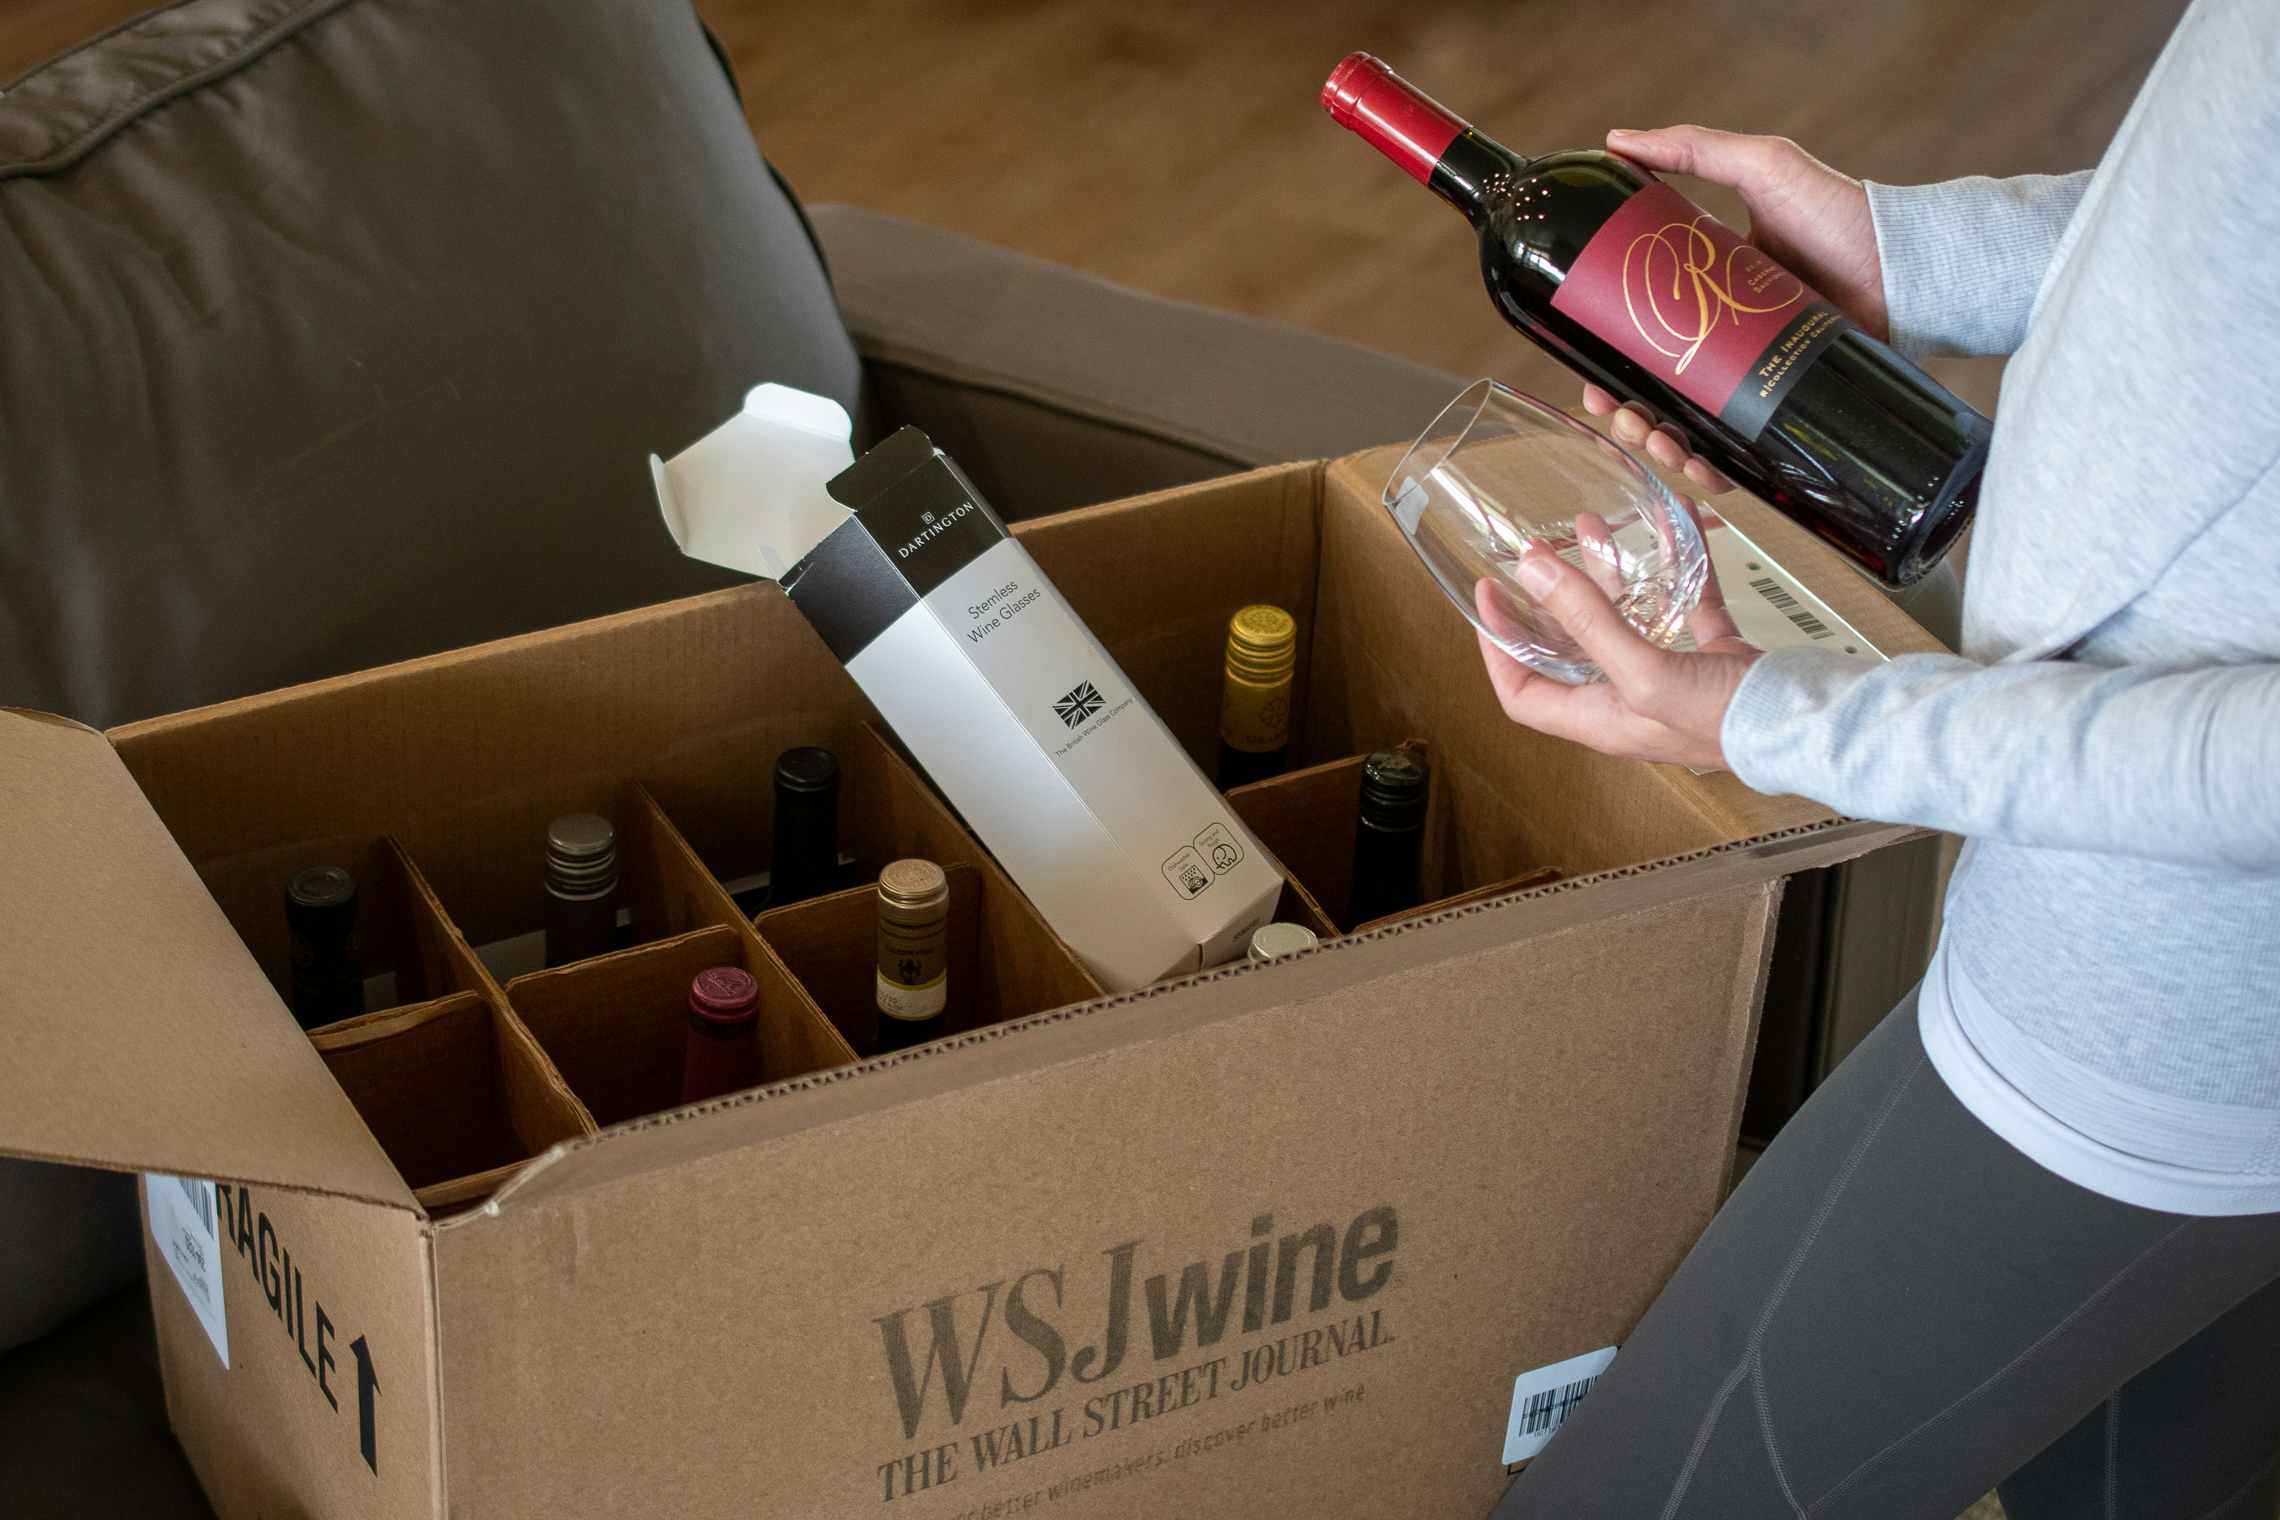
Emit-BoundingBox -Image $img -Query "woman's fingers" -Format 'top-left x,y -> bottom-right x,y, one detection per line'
1682,455 -> 1737,494
1580,386 -> 1737,495
1516,547 -> 1670,700
1607,402 -> 1657,448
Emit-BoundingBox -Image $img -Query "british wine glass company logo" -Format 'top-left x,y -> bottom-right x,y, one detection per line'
1053,681 -> 1105,730
1621,214 -> 1803,377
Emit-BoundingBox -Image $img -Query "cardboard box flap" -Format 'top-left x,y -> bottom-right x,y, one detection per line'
651,381 -> 856,582
0,711 -> 413,1209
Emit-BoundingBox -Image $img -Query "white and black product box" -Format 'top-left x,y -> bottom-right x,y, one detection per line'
653,384 -> 1285,991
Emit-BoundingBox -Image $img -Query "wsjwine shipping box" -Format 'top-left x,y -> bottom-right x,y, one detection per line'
0,445 -> 1939,1519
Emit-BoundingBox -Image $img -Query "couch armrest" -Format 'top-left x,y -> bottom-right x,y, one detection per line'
807,203 -> 1464,520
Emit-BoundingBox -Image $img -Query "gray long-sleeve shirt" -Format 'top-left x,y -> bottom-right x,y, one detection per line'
1720,0 -> 2280,1215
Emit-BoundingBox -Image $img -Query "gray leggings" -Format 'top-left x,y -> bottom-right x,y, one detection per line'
1494,989 -> 2280,1519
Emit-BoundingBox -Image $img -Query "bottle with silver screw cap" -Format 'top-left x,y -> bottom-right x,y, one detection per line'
543,813 -> 619,968
1247,923 -> 1321,963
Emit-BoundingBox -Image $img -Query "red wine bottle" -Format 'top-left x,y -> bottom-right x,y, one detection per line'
1323,54 -> 1988,587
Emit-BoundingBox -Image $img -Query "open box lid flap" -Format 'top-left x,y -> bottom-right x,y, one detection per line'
0,711 -> 415,1211
651,382 -> 857,582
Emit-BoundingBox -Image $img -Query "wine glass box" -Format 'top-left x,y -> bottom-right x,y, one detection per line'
0,444 -> 1942,1520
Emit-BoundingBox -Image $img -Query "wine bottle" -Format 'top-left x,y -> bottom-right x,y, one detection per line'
285,865 -> 363,1029
680,965 -> 762,1105
1348,746 -> 1430,927
875,858 -> 949,1053
1216,604 -> 1297,790
762,746 -> 842,913
543,813 -> 619,968
1323,54 -> 1989,587
1247,922 -> 1321,963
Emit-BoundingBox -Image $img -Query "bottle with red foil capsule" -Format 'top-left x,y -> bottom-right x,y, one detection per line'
1323,53 -> 1988,587
680,966 -> 762,1105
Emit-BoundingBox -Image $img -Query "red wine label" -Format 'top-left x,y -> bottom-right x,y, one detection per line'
1550,179 -> 1850,441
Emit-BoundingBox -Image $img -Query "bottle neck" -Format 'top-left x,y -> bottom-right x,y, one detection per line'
1322,53 -> 1520,225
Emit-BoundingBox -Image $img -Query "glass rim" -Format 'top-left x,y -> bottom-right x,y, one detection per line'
1381,377 -> 1677,517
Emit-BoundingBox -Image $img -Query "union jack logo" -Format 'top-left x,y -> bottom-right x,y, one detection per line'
1053,681 -> 1104,729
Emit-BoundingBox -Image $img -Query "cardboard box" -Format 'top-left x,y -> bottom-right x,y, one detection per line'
0,446 -> 1938,1519
653,386 -> 1285,989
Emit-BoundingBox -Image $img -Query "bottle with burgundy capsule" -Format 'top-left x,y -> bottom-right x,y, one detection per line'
1323,53 -> 1988,587
680,966 -> 762,1105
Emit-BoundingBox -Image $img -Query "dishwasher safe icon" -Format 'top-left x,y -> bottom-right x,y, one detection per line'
1161,846 -> 1214,900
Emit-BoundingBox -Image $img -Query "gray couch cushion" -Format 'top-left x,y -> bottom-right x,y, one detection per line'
0,0 -> 861,729
0,1287 -> 211,1518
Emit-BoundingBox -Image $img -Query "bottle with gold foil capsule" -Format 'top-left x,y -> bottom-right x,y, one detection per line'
875,859 -> 950,1053
1216,604 -> 1297,789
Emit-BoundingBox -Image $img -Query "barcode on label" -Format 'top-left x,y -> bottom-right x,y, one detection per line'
1503,1344 -> 1618,1466
144,1173 -> 229,1367
1521,1374 -> 1599,1435
177,1173 -> 214,1234
1748,576 -> 1832,639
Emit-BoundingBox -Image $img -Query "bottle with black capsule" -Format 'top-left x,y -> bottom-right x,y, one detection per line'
1348,746 -> 1431,927
285,865 -> 363,1030
770,746 -> 843,910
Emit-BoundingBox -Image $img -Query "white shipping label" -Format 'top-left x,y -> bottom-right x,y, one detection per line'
1675,519 -> 1886,660
1502,1344 -> 1616,1466
144,1172 -> 229,1367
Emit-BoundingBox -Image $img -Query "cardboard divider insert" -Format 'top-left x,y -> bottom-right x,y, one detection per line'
1020,458 -> 1740,904
674,722 -> 995,913
438,778 -> 774,983
755,862 -> 1105,1056
1227,749 -> 1564,934
184,830 -> 473,1019
308,990 -> 589,1214
506,921 -> 855,1127
290,836 -> 595,1211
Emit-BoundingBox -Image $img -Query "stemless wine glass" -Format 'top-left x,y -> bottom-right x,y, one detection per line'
1383,379 -> 1709,685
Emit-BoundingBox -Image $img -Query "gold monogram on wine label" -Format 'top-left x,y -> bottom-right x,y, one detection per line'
1620,215 -> 1804,376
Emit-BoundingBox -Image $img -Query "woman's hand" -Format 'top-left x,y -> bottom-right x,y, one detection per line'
1586,125 -> 1886,491
1474,509 -> 1762,771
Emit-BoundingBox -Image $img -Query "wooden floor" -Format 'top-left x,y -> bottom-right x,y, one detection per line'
702,0 -> 2185,414
0,8 -> 2189,1518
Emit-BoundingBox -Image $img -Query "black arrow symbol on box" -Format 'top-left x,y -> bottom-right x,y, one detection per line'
351,1335 -> 379,1474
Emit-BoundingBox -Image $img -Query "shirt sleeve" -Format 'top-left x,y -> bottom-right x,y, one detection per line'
1719,646 -> 2280,869
1862,172 -> 2094,360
